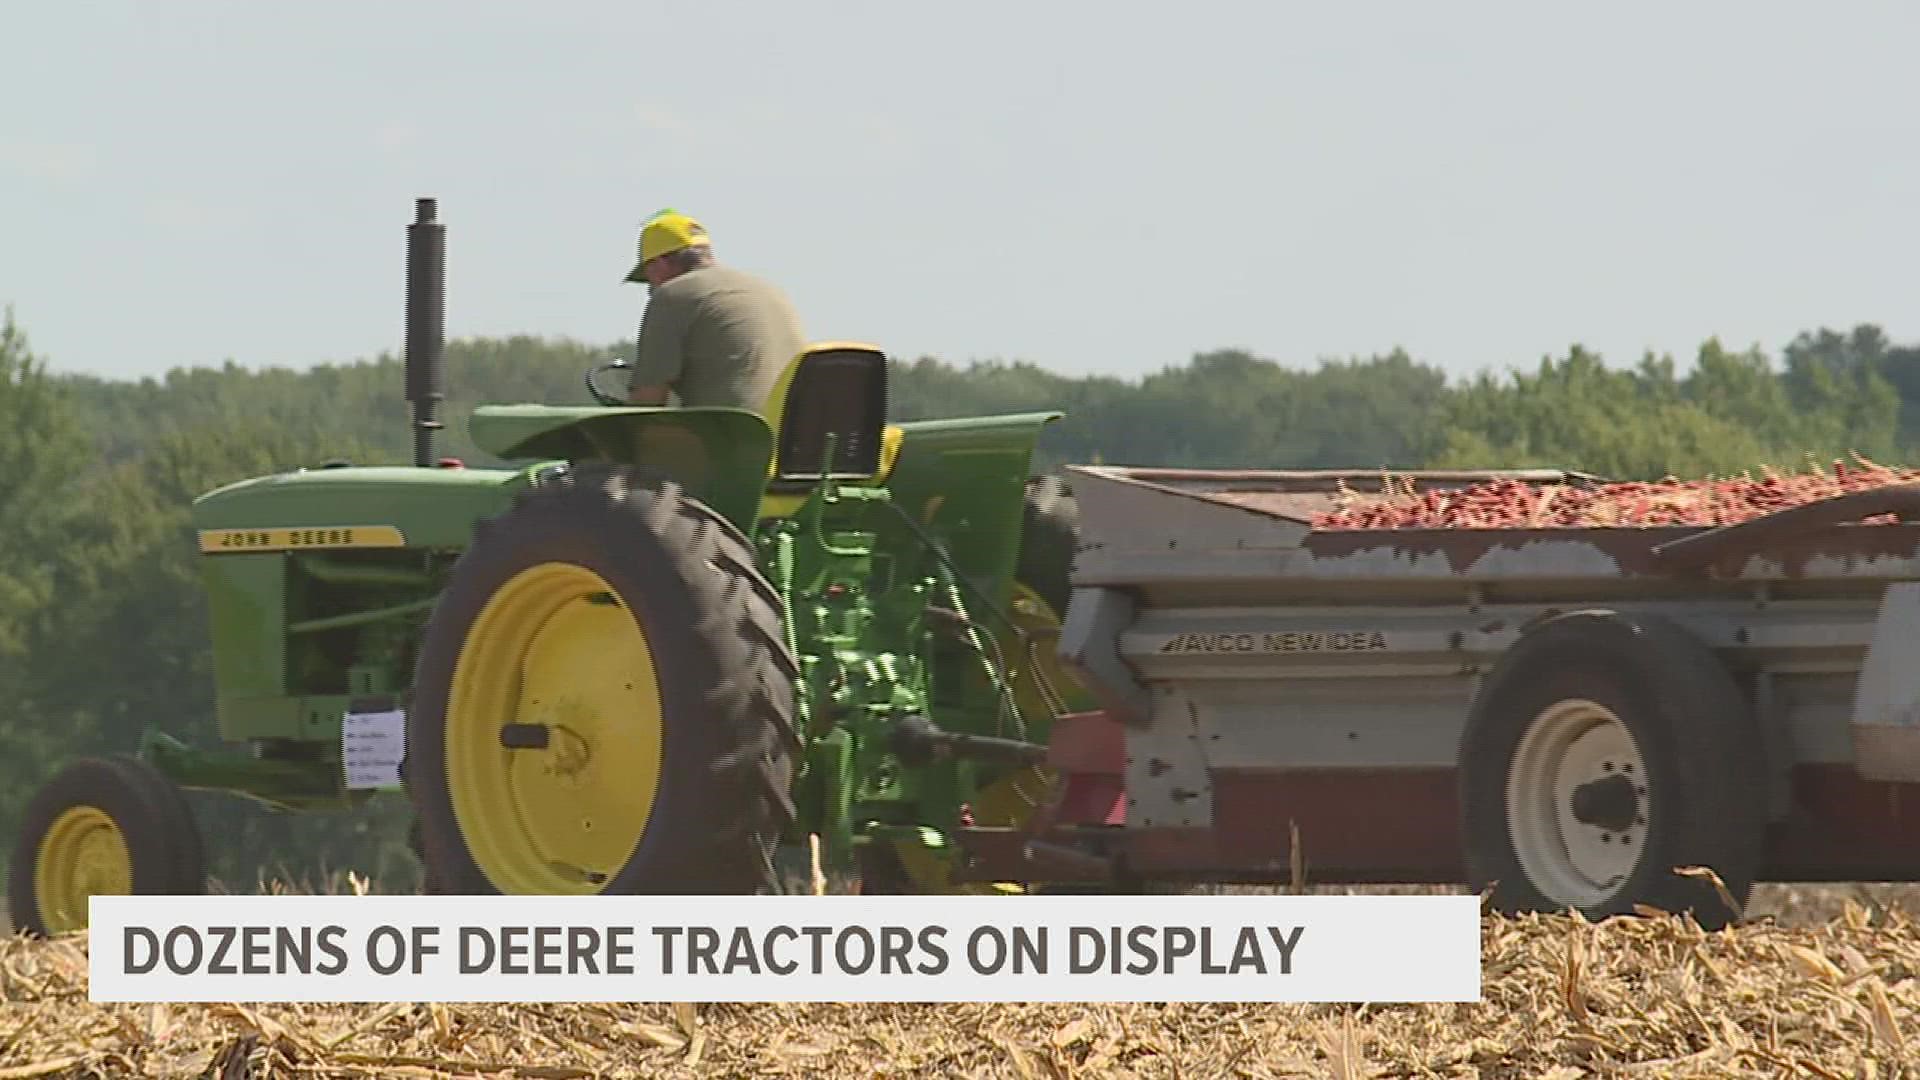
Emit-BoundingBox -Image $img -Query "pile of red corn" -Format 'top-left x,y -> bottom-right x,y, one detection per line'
1311,455 -> 1920,531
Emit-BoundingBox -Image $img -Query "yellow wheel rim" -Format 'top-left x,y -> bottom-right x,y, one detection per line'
34,806 -> 132,934
445,561 -> 664,894
1006,581 -> 1098,722
890,580 -> 1097,895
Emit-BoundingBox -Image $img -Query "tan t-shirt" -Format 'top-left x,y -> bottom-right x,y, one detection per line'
630,265 -> 807,412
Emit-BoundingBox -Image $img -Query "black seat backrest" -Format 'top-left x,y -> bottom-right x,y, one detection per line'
768,342 -> 889,490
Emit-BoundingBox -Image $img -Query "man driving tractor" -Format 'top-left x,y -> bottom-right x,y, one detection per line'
622,208 -> 807,412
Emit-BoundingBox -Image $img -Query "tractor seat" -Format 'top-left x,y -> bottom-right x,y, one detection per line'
756,341 -> 903,520
752,340 -> 902,518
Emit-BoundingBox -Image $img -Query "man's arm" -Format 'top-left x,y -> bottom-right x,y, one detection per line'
627,292 -> 689,404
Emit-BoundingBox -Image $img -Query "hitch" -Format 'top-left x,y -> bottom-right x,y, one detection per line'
889,714 -> 1048,768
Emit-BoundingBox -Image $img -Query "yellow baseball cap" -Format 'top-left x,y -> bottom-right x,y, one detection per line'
624,208 -> 710,282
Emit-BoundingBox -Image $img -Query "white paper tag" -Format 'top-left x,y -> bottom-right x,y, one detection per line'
342,708 -> 406,790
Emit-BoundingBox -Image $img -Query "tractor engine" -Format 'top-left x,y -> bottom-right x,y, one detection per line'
178,199 -> 540,811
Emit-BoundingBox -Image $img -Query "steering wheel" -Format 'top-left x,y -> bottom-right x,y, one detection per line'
585,358 -> 630,406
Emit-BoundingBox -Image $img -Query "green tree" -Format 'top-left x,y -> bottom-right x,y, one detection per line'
0,309 -> 92,817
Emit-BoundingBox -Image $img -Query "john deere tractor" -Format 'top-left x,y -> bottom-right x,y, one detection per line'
7,197 -> 1102,934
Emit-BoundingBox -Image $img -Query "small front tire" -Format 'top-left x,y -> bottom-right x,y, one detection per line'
7,756 -> 205,937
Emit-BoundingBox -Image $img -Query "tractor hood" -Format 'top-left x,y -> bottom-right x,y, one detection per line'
192,463 -> 530,552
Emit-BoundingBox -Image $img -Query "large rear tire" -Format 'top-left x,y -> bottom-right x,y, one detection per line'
405,464 -> 801,895
1004,472 -> 1097,735
1458,610 -> 1766,929
8,756 -> 205,936
1014,473 -> 1078,617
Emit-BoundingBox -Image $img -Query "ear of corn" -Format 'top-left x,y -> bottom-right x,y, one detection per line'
1314,454 -> 1920,530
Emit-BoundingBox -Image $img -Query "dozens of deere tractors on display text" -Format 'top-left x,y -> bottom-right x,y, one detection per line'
6,197 -> 1103,934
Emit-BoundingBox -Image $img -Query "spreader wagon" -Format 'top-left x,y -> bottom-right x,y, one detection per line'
993,463 -> 1920,926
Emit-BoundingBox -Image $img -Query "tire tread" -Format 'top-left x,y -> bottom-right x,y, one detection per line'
408,464 -> 798,896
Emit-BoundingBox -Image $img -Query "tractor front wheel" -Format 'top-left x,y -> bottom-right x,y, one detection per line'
7,756 -> 205,937
405,465 -> 801,895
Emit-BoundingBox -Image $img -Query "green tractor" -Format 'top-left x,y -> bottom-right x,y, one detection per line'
7,197 -> 1110,934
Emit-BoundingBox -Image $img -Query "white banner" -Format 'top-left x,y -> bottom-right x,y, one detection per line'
88,893 -> 1482,1004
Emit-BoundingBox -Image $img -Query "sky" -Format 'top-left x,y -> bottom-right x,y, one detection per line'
4,1 -> 1917,385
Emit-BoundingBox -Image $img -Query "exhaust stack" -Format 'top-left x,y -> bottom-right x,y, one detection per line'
405,197 -> 446,468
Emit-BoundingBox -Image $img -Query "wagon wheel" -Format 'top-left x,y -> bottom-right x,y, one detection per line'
8,756 -> 205,936
1458,610 -> 1767,929
405,464 -> 800,895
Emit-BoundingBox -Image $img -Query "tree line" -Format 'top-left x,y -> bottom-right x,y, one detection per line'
1,306 -> 1914,891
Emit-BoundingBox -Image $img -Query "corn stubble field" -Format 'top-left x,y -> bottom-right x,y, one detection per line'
4,875 -> 1920,1078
